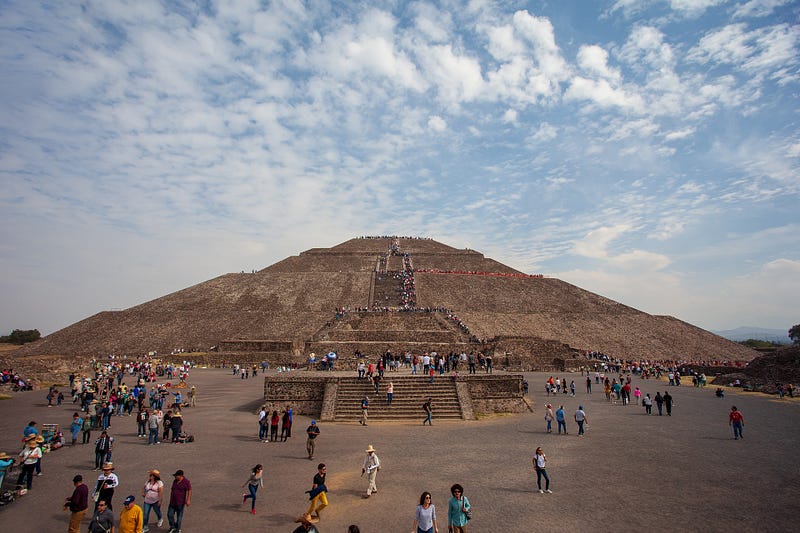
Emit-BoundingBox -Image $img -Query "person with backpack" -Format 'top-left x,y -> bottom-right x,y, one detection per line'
137,409 -> 149,438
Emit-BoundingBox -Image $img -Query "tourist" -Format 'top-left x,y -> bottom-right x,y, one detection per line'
142,469 -> 164,532
241,464 -> 263,515
423,398 -> 433,426
654,392 -> 664,415
555,405 -> 567,434
286,405 -> 294,437
70,412 -> 83,446
387,381 -> 394,405
82,413 -> 93,444
167,469 -> 192,533
574,406 -> 588,436
569,380 -> 575,396
360,396 -> 369,426
119,495 -> 143,533
292,513 -> 320,533
170,412 -> 183,442
0,451 -> 14,489
64,474 -> 89,533
643,394 -> 653,414
188,386 -> 196,407
447,483 -> 471,533
634,387 -> 641,405
94,431 -> 113,469
729,406 -> 744,440
137,409 -> 149,438
533,446 -> 551,493
586,376 -> 592,394
306,463 -> 328,519
361,444 -> 380,498
413,491 -> 438,533
94,462 -> 118,511
88,501 -> 115,533
270,410 -> 280,442
162,411 -> 172,442
544,403 -> 554,433
281,409 -> 291,441
148,408 -> 161,445
663,391 -> 673,416
258,406 -> 268,441
17,434 -> 42,490
306,420 -> 320,460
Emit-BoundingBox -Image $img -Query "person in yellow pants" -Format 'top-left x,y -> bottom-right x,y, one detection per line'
306,464 -> 328,519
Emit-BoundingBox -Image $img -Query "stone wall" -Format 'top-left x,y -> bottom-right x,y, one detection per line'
262,375 -> 332,416
463,374 -> 528,414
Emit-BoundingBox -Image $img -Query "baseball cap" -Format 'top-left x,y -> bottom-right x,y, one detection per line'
124,495 -> 135,505
173,469 -> 184,476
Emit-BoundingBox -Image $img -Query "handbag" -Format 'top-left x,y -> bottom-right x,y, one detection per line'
464,508 -> 472,521
92,490 -> 100,503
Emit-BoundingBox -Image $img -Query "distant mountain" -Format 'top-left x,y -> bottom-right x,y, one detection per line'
714,326 -> 791,344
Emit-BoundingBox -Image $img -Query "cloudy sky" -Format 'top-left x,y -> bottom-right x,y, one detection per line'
1,0 -> 798,337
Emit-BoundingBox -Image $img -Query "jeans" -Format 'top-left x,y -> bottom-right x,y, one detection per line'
259,424 -> 268,440
577,420 -> 585,435
17,463 -> 35,489
536,468 -> 550,490
557,420 -> 566,434
168,504 -> 185,530
423,412 -> 432,425
143,501 -> 162,525
138,422 -> 146,436
95,451 -> 109,469
732,422 -> 743,439
244,484 -> 258,510
148,427 -> 159,444
546,420 -> 552,432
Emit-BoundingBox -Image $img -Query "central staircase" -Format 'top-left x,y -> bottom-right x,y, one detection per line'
330,375 -> 464,420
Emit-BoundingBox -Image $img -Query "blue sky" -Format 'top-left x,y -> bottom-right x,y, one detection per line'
1,0 -> 798,337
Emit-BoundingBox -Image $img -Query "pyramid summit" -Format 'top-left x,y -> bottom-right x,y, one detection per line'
15,236 -> 756,365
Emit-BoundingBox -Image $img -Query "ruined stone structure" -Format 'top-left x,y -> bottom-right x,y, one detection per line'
14,236 -> 757,368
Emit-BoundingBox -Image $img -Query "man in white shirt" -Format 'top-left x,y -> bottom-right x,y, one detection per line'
361,445 -> 380,498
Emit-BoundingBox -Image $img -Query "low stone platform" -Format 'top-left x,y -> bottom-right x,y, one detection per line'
262,372 -> 528,420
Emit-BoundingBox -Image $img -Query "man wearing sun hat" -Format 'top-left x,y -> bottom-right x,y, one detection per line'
119,495 -> 143,533
361,445 -> 380,498
292,512 -> 320,533
95,462 -> 119,511
16,434 -> 42,490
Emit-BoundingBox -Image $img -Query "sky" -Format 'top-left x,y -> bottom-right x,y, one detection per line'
1,0 -> 798,337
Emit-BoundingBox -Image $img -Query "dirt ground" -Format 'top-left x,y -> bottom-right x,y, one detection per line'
0,368 -> 798,532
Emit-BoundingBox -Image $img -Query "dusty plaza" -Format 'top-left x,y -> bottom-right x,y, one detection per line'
0,367 -> 798,533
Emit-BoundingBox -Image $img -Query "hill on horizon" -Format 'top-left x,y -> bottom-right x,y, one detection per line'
713,326 -> 792,344
12,236 -> 757,364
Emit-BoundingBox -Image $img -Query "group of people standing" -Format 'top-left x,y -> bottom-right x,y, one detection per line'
258,405 -> 293,442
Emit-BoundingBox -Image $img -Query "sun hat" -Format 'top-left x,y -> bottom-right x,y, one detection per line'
148,469 -> 160,476
0,452 -> 10,459
365,445 -> 375,453
294,513 -> 320,525
102,462 -> 114,470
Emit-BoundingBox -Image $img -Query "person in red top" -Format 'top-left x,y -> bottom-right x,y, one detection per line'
729,406 -> 744,440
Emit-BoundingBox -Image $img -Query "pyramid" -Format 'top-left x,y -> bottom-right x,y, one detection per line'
14,237 -> 757,364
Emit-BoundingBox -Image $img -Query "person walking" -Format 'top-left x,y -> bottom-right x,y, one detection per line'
142,470 -> 164,532
241,464 -> 263,515
533,447 -> 551,494
17,434 -> 42,490
306,420 -> 320,460
412,491 -> 438,533
422,398 -> 433,426
360,396 -> 369,426
306,463 -> 328,519
188,386 -> 196,407
82,413 -> 93,444
70,413 -> 83,446
94,431 -> 113,469
555,406 -> 567,434
663,391 -> 673,416
361,445 -> 380,498
729,406 -> 744,440
643,393 -> 653,414
88,500 -> 115,533
64,474 -> 89,533
574,406 -> 588,436
447,483 -> 470,533
386,381 -> 394,405
167,469 -> 191,533
654,392 -> 664,416
94,462 -> 119,511
147,409 -> 161,445
119,495 -> 143,533
544,403 -> 554,433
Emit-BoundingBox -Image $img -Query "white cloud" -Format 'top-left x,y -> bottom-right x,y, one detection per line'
732,0 -> 791,18
573,225 -> 632,259
576,45 -> 621,80
664,127 -> 696,140
427,115 -> 447,131
502,109 -> 518,123
529,122 -> 558,142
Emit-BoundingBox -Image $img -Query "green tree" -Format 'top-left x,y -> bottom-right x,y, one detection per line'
0,329 -> 41,344
790,324 -> 800,345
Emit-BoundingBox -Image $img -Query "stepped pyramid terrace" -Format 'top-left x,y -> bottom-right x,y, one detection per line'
14,236 -> 756,367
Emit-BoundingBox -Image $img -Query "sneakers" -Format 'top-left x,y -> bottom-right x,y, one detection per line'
250,509 -> 256,515
143,527 -> 149,533
539,489 -> 544,494
242,494 -> 248,504
157,518 -> 163,527
545,489 -> 552,493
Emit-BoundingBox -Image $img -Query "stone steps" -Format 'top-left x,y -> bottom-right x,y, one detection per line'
333,376 -> 463,420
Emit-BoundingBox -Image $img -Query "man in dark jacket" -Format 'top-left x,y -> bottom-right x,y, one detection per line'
64,474 -> 89,533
